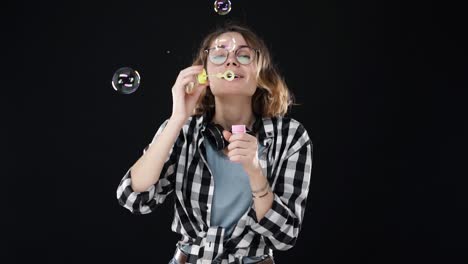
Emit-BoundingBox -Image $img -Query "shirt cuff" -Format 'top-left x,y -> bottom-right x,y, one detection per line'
249,194 -> 290,237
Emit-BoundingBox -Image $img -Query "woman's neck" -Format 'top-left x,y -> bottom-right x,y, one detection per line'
212,97 -> 255,131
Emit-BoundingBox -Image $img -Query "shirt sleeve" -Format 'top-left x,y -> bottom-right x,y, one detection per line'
250,123 -> 313,250
116,119 -> 183,215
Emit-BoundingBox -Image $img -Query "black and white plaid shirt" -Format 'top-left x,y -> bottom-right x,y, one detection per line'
116,113 -> 313,264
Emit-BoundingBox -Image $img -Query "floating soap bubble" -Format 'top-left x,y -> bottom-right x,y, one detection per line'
214,0 -> 231,15
111,67 -> 141,94
214,37 -> 236,51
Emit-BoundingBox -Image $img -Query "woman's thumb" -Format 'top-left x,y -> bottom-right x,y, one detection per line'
222,130 -> 232,141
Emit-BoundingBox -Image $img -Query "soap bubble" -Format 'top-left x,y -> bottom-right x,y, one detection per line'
214,37 -> 236,51
111,67 -> 140,94
214,0 -> 231,15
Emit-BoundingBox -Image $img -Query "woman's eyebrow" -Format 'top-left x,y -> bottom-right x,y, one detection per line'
212,44 -> 249,49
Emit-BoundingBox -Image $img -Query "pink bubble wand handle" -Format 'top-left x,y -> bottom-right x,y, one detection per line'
231,125 -> 246,134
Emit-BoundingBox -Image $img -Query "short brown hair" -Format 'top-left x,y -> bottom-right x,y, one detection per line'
192,22 -> 295,118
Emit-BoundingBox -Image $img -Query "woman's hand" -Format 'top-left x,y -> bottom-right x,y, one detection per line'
223,130 -> 261,174
170,65 -> 208,122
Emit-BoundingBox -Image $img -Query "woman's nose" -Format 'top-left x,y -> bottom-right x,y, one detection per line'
226,61 -> 238,66
225,53 -> 239,66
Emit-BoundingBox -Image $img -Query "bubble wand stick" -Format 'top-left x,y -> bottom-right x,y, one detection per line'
185,69 -> 236,94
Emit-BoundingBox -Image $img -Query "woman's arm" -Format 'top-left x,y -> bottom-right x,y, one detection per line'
130,117 -> 185,192
249,124 -> 313,250
116,117 -> 186,214
246,167 -> 274,221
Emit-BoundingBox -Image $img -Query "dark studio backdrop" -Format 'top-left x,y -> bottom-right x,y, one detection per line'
8,0 -> 468,263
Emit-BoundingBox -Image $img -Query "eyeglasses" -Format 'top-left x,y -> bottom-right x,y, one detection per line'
204,45 -> 259,65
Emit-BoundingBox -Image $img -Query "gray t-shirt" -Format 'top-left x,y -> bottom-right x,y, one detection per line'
180,139 -> 266,263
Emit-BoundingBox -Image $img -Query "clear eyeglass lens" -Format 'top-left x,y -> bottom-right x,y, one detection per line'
236,47 -> 254,65
208,47 -> 255,65
209,49 -> 228,65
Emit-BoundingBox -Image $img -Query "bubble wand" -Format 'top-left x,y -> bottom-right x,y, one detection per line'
185,69 -> 236,94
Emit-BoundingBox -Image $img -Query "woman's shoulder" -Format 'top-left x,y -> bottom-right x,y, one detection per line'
267,116 -> 309,134
266,116 -> 312,147
177,114 -> 206,135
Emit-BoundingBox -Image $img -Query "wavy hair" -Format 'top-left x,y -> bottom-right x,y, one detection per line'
191,22 -> 296,118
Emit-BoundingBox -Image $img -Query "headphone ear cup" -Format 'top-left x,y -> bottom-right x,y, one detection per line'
205,123 -> 229,151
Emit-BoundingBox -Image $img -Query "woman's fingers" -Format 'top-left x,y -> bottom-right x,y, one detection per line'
227,148 -> 250,158
228,134 -> 254,145
178,66 -> 205,81
227,140 -> 252,151
170,65 -> 206,120
175,66 -> 206,94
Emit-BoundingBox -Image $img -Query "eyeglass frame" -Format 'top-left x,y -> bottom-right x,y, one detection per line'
203,45 -> 260,65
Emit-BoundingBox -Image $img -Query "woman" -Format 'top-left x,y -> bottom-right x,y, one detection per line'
116,22 -> 313,264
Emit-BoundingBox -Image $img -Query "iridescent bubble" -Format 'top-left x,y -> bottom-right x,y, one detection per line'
214,37 -> 236,51
111,67 -> 141,94
214,0 -> 231,15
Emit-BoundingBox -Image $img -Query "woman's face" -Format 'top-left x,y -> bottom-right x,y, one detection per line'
205,32 -> 258,97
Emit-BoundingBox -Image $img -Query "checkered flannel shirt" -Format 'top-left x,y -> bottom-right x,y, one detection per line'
117,113 -> 313,264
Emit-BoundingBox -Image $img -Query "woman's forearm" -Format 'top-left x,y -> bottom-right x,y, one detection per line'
247,167 -> 274,221
130,117 -> 185,192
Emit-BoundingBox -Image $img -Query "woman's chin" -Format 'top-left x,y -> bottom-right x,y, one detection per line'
212,91 -> 253,98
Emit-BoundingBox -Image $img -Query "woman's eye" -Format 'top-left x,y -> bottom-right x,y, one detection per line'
210,55 -> 226,64
237,55 -> 251,63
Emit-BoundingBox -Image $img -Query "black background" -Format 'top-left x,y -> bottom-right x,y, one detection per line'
8,0 -> 467,263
